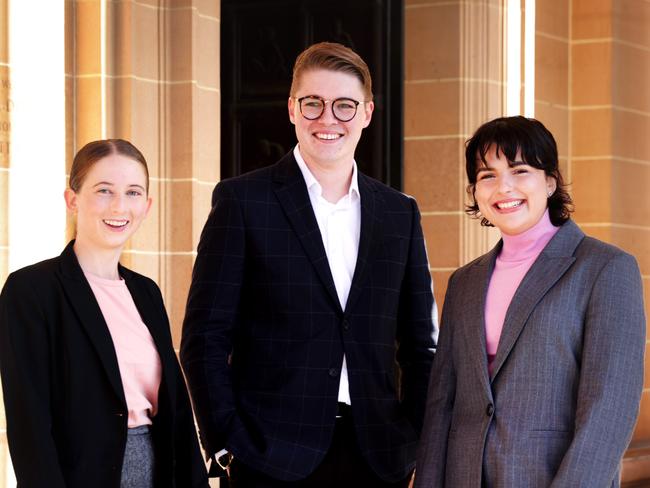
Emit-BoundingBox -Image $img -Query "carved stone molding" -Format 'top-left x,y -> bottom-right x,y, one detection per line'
460,0 -> 504,264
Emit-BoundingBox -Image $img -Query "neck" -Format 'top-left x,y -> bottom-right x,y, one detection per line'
73,237 -> 122,280
304,158 -> 354,203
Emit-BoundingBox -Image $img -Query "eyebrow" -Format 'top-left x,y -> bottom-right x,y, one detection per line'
92,181 -> 146,191
303,95 -> 357,100
475,160 -> 528,173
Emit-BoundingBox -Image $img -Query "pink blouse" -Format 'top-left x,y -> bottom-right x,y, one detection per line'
84,272 -> 162,427
484,210 -> 559,373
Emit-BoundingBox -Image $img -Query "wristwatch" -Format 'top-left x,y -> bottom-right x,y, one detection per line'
216,450 -> 233,470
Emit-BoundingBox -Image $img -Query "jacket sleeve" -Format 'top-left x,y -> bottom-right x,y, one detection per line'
395,196 -> 438,434
172,360 -> 210,487
413,271 -> 457,488
0,273 -> 67,487
180,181 -> 249,463
146,280 -> 209,487
550,252 -> 646,486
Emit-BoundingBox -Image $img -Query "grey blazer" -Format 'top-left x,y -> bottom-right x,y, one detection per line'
414,220 -> 645,488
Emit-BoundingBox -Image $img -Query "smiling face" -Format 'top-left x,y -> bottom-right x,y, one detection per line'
474,145 -> 556,236
288,68 -> 373,171
65,153 -> 152,253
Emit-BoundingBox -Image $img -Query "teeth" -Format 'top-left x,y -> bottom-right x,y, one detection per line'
315,133 -> 341,140
497,200 -> 523,209
104,219 -> 128,227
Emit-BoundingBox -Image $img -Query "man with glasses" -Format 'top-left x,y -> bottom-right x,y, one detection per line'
181,42 -> 437,487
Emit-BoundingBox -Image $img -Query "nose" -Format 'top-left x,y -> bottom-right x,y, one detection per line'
111,193 -> 127,213
497,173 -> 514,194
318,101 -> 338,124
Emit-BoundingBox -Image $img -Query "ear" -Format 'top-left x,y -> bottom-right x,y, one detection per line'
361,100 -> 374,129
288,97 -> 296,125
64,188 -> 78,214
546,176 -> 557,196
144,196 -> 153,217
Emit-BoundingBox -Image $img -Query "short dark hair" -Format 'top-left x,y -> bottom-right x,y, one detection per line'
69,139 -> 149,193
465,116 -> 573,227
290,42 -> 373,100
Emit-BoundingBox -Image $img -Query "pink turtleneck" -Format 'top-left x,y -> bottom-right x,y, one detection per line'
485,210 -> 559,373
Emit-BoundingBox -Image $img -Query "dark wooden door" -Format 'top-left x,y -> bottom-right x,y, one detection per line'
221,0 -> 403,189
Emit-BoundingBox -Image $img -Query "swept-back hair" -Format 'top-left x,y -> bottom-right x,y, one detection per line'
69,139 -> 149,193
290,42 -> 373,100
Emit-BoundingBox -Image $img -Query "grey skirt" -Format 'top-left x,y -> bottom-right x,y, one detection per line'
121,425 -> 155,488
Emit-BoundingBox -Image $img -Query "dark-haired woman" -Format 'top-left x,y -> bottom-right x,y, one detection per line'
414,116 -> 645,487
0,140 -> 208,487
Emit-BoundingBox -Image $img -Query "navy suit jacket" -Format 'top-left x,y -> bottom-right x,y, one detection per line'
181,152 -> 437,482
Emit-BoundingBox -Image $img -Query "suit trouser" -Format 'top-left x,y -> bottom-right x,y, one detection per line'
227,406 -> 412,488
121,425 -> 155,488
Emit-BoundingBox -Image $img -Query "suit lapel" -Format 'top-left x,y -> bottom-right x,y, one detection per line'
490,221 -> 584,381
461,248 -> 498,396
272,153 -> 341,312
345,174 -> 383,313
57,242 -> 126,407
121,269 -> 177,409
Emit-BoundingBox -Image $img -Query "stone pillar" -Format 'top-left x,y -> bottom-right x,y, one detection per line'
458,0 -> 504,265
404,0 -> 503,308
567,0 -> 650,482
535,0 -> 569,178
0,0 -> 10,482
66,0 -> 220,347
0,0 -> 8,284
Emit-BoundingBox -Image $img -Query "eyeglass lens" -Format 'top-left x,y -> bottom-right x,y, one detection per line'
299,97 -> 359,122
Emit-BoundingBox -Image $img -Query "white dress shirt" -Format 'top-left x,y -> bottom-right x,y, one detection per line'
294,145 -> 360,405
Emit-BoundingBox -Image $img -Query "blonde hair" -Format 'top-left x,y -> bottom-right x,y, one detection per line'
290,42 -> 373,100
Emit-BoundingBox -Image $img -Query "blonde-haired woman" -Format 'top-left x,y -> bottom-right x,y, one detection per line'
0,139 -> 208,488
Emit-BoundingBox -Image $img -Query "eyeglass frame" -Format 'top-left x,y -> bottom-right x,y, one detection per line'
292,95 -> 369,122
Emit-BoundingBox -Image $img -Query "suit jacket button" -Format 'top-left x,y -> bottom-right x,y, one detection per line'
328,368 -> 338,377
486,404 -> 494,416
342,319 -> 350,331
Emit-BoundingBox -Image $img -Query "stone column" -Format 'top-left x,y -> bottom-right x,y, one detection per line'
0,0 -> 8,284
66,0 -> 220,347
0,0 -> 10,483
567,0 -> 650,482
404,0 -> 503,308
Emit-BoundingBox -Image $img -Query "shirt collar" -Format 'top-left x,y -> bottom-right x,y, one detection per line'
293,145 -> 360,202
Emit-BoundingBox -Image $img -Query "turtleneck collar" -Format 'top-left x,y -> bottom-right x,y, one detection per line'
499,209 -> 559,262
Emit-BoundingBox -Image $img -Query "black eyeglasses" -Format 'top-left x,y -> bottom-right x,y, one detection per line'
294,96 -> 364,122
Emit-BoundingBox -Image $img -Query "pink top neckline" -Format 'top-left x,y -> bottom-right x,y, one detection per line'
484,210 -> 559,372
84,270 -> 162,427
499,210 -> 558,262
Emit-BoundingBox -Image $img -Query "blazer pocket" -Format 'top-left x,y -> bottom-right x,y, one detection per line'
529,429 -> 571,439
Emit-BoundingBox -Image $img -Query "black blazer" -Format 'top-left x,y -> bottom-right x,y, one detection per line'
0,241 -> 208,488
181,152 -> 437,482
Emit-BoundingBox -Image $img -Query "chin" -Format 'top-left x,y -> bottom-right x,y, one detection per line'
101,234 -> 131,249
